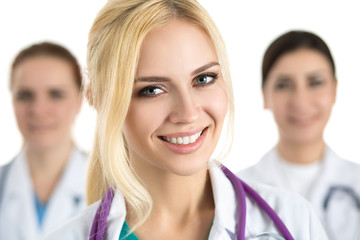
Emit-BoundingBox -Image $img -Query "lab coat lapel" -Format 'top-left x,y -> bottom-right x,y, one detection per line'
258,147 -> 283,186
43,148 -> 87,233
208,163 -> 237,240
3,152 -> 40,239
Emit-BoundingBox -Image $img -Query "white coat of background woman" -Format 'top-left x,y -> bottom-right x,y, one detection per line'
238,30 -> 360,240
0,42 -> 88,240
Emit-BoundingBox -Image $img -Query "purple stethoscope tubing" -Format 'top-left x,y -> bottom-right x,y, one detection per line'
221,165 -> 294,240
89,166 -> 294,240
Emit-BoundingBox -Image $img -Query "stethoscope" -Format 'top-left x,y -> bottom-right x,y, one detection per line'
323,186 -> 360,240
89,165 -> 294,240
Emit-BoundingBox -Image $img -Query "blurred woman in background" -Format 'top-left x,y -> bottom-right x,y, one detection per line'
238,30 -> 360,240
0,42 -> 88,240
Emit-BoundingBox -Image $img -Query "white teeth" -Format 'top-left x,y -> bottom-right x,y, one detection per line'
163,131 -> 202,145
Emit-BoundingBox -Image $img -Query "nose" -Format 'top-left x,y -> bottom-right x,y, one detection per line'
289,86 -> 311,111
169,91 -> 200,124
29,96 -> 51,117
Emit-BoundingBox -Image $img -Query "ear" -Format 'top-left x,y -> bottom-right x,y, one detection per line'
332,78 -> 338,104
85,83 -> 94,107
262,88 -> 270,109
75,91 -> 83,114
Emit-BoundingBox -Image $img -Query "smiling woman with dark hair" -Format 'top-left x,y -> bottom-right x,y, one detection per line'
239,30 -> 360,240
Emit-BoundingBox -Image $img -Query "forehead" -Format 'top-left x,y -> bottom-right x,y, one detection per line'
12,56 -> 75,89
270,48 -> 333,75
136,19 -> 217,77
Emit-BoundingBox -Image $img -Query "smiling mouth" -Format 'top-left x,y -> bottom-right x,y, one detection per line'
290,117 -> 315,125
160,129 -> 205,145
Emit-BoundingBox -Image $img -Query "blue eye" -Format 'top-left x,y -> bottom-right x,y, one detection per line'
138,86 -> 164,97
194,73 -> 218,86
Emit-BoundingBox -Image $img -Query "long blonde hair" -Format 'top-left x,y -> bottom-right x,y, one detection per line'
86,0 -> 234,228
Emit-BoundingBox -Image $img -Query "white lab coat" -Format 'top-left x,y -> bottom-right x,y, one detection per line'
238,146 -> 360,240
0,148 -> 88,240
45,164 -> 328,240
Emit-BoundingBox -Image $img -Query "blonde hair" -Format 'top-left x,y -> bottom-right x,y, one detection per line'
86,0 -> 234,229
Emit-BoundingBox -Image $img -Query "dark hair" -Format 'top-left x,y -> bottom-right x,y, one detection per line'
10,42 -> 82,90
262,30 -> 336,87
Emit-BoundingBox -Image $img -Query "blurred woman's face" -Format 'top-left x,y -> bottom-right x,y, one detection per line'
11,56 -> 82,151
123,19 -> 228,177
263,48 -> 337,145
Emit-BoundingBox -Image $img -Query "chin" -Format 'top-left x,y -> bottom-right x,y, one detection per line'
162,160 -> 209,177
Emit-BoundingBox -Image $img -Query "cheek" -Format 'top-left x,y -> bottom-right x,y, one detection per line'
53,99 -> 81,129
12,103 -> 27,125
266,95 -> 288,120
201,87 -> 228,124
317,94 -> 335,118
124,101 -> 167,143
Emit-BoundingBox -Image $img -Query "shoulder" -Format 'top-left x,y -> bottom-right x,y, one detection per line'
237,147 -> 278,182
325,147 -> 360,181
43,201 -> 100,240
245,181 -> 328,239
44,189 -> 127,240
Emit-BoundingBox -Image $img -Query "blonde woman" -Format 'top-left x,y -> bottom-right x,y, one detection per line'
46,1 -> 327,239
0,42 -> 87,240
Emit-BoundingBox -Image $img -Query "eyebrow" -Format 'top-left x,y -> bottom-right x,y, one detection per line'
135,62 -> 220,83
191,62 -> 220,76
135,76 -> 169,83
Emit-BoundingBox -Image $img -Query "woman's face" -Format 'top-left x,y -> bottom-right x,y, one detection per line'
123,19 -> 228,176
11,56 -> 82,150
263,48 -> 337,145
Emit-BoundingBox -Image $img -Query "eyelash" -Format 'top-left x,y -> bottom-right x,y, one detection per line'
194,72 -> 219,87
137,72 -> 219,98
137,85 -> 164,98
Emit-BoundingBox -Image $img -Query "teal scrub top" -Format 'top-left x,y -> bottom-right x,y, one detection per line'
119,220 -> 212,240
119,221 -> 139,240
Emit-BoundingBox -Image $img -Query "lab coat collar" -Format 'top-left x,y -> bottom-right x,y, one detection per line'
5,151 -> 32,199
104,163 -> 238,240
7,148 -> 87,200
106,189 -> 127,240
208,162 -> 237,239
56,148 -> 87,198
260,145 -> 335,185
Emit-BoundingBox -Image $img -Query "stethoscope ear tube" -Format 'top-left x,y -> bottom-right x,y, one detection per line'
322,186 -> 360,240
221,165 -> 294,240
89,188 -> 114,240
323,186 -> 360,210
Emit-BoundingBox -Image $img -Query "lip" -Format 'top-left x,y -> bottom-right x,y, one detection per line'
29,125 -> 54,131
289,117 -> 316,127
160,127 -> 205,138
159,127 -> 208,154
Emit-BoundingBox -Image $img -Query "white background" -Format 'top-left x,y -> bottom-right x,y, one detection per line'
1,1 -> 359,173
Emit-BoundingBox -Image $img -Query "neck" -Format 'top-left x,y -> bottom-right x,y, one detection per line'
277,138 -> 326,164
148,169 -> 213,217
26,140 -> 74,202
128,164 -> 214,239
